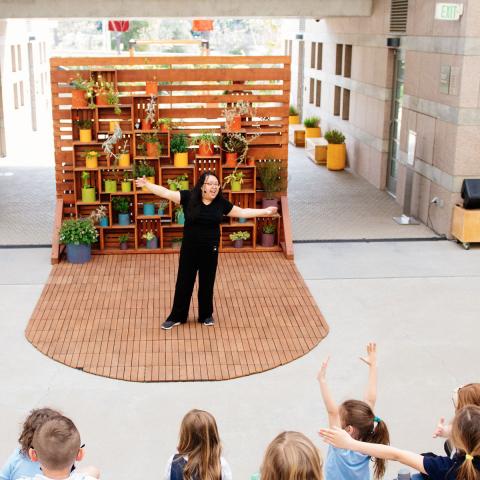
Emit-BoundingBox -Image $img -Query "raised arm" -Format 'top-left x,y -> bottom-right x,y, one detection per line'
228,205 -> 278,219
360,342 -> 377,409
135,176 -> 181,204
317,357 -> 341,428
319,427 -> 426,474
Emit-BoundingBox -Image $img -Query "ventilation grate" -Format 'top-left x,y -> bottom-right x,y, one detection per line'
390,0 -> 408,33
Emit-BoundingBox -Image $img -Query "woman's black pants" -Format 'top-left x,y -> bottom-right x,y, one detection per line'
166,242 -> 219,323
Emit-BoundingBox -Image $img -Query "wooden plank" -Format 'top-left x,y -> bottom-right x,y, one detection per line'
280,196 -> 294,260
51,198 -> 64,265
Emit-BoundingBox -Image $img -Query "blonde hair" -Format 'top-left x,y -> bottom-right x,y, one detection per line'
260,431 -> 323,480
177,409 -> 222,480
451,406 -> 480,480
457,384 -> 480,411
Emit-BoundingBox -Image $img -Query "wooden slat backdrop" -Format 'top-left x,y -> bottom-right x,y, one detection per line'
50,55 -> 291,256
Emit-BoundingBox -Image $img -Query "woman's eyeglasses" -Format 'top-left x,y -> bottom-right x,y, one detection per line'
204,182 -> 219,187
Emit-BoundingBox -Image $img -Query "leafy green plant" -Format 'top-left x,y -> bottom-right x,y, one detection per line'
95,77 -> 121,114
142,230 -> 156,241
119,234 -> 130,244
123,171 -> 131,182
167,178 -> 181,190
192,131 -> 219,146
140,133 -> 160,144
223,171 -> 244,187
222,132 -> 248,154
262,222 -> 277,234
303,117 -> 320,128
133,160 -> 155,178
174,204 -> 184,223
229,231 -> 251,241
170,133 -> 189,154
89,205 -> 107,224
75,119 -> 93,129
257,160 -> 285,200
111,196 -> 130,214
81,171 -> 92,189
156,118 -> 173,130
145,95 -> 156,123
59,218 -> 98,245
158,200 -> 168,211
289,105 -> 299,116
324,129 -> 345,144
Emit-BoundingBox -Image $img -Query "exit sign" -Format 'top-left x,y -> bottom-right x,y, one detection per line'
435,3 -> 464,20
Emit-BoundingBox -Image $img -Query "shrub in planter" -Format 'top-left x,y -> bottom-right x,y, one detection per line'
89,205 -> 108,227
111,196 -> 130,225
70,74 -> 95,109
141,133 -> 161,157
224,171 -> 244,192
171,133 -> 189,167
175,205 -> 185,225
75,118 -> 93,142
133,160 -> 156,191
229,230 -> 250,249
119,234 -> 129,250
121,171 -> 132,192
261,222 -> 277,247
193,131 -> 219,157
289,105 -> 300,125
303,116 -> 321,138
143,202 -> 155,216
222,132 -> 248,167
84,151 -> 99,169
257,160 -> 285,208
142,230 -> 158,249
59,218 -> 98,264
81,171 -> 96,203
142,96 -> 156,130
158,200 -> 168,216
324,129 -> 346,171
156,118 -> 173,132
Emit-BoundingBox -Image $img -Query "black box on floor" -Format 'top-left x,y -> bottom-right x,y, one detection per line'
461,179 -> 480,209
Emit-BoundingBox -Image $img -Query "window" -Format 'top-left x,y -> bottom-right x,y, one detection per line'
311,42 -> 316,68
334,86 -> 341,115
315,80 -> 322,107
19,81 -> 24,106
316,42 -> 323,70
342,89 -> 350,120
309,78 -> 315,104
335,44 -> 343,75
16,45 -> 22,71
344,45 -> 352,78
11,45 -> 16,72
13,83 -> 19,109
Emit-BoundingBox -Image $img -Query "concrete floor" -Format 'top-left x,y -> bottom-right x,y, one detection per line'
0,240 -> 479,479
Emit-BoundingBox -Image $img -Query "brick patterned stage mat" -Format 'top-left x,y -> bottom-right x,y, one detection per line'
26,253 -> 328,382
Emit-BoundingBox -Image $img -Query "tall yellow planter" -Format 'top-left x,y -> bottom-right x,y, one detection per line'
85,153 -> 98,169
118,153 -> 130,167
79,129 -> 92,142
174,152 -> 189,167
142,176 -> 155,192
305,127 -> 321,138
327,144 -> 346,171
289,115 -> 300,125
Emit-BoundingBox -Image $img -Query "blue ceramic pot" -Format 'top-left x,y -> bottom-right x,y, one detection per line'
176,212 -> 185,225
238,217 -> 247,223
158,208 -> 165,216
99,217 -> 109,227
118,213 -> 130,226
146,237 -> 158,249
66,244 -> 91,264
143,203 -> 155,215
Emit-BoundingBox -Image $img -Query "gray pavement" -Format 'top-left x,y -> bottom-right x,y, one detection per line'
1,240 -> 479,479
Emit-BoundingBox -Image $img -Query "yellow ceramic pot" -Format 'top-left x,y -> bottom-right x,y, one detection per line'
289,115 -> 300,125
142,175 -> 155,192
85,153 -> 98,169
109,121 -> 120,133
174,152 -> 189,167
79,129 -> 92,142
305,127 -> 321,138
118,153 -> 130,167
326,143 -> 346,171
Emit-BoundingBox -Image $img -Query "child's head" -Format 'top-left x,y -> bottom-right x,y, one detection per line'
30,416 -> 83,472
455,384 -> 480,411
260,431 -> 323,480
451,405 -> 480,480
19,408 -> 62,456
177,409 -> 222,480
339,400 -> 390,479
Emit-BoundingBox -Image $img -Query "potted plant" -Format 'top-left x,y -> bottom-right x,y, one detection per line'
177,173 -> 189,190
111,196 -> 130,226
229,230 -> 250,248
171,237 -> 183,250
194,131 -> 219,157
303,116 -> 321,138
81,171 -> 96,202
158,199 -> 168,216
175,204 -> 185,225
143,202 -> 155,216
104,175 -> 117,193
133,160 -> 155,191
167,177 -> 181,191
324,129 -> 346,171
156,118 -> 172,132
257,160 -> 285,208
261,221 -> 276,247
224,171 -> 244,192
121,171 -> 132,192
141,133 -> 161,157
171,133 -> 189,167
59,218 -> 98,264
142,230 -> 158,249
223,101 -> 254,132
118,139 -> 130,167
289,105 -> 300,125
89,205 -> 109,227
84,150 -> 99,169
75,119 -> 93,142
95,77 -> 121,114
222,132 -> 248,167
70,74 -> 95,109
119,234 -> 129,250
142,96 -> 156,130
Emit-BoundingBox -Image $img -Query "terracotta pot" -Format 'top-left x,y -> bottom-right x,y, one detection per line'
226,114 -> 241,132
146,142 -> 160,157
159,123 -> 169,132
145,81 -> 157,96
224,152 -> 237,167
198,142 -> 215,157
72,89 -> 88,108
96,94 -> 109,106
247,156 -> 256,167
141,119 -> 152,131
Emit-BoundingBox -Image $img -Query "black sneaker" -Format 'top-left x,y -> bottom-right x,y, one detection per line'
202,317 -> 215,326
161,320 -> 181,330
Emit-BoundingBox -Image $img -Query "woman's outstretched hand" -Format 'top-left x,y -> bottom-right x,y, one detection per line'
135,176 -> 148,188
264,206 -> 278,216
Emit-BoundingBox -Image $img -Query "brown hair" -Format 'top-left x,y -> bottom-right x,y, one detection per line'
451,406 -> 480,480
32,416 -> 81,471
457,384 -> 480,411
18,408 -> 62,455
340,400 -> 390,479
260,431 -> 323,480
177,409 -> 222,480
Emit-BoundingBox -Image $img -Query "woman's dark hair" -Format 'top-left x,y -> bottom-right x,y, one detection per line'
187,172 -> 223,221
340,400 -> 390,480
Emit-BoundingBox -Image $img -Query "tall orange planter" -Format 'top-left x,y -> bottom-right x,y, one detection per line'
198,142 -> 214,156
224,153 -> 237,167
145,81 -> 158,96
326,144 -> 346,171
226,115 -> 242,132
146,143 -> 160,157
141,119 -> 152,131
96,94 -> 109,106
72,89 -> 87,108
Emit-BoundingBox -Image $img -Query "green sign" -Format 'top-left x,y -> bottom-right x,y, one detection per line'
435,3 -> 463,21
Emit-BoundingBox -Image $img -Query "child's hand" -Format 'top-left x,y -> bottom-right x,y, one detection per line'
319,426 -> 355,449
359,342 -> 377,367
432,417 -> 451,438
317,356 -> 330,383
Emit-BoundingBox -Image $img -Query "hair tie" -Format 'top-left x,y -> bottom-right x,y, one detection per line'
465,454 -> 474,461
373,416 -> 382,423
